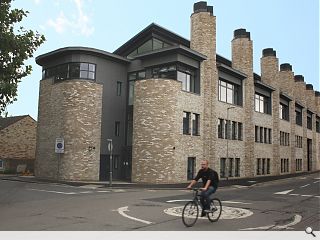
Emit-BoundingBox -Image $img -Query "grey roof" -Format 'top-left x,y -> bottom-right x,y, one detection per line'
36,47 -> 131,66
0,115 -> 31,130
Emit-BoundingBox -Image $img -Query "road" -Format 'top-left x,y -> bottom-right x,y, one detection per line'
0,172 -> 319,232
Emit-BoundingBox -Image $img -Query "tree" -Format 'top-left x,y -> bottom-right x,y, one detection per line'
0,0 -> 45,115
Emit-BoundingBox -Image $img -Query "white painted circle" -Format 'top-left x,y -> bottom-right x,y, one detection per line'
164,205 -> 253,220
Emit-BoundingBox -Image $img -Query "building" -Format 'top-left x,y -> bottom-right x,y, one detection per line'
34,1 -> 320,183
0,115 -> 37,174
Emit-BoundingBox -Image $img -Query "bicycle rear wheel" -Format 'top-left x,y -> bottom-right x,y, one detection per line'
182,201 -> 199,227
207,198 -> 222,222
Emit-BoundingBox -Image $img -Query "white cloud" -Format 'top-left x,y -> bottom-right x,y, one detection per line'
33,0 -> 41,5
46,0 -> 94,37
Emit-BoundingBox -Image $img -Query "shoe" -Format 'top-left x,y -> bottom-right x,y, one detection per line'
200,211 -> 206,217
204,209 -> 211,213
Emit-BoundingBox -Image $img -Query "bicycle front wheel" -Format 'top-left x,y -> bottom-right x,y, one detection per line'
182,201 -> 199,227
207,198 -> 222,222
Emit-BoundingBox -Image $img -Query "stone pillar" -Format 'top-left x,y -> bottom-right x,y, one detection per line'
35,79 -> 103,181
294,75 -> 308,171
190,1 -> 217,169
261,48 -> 279,174
232,28 -> 254,177
279,64 -> 295,173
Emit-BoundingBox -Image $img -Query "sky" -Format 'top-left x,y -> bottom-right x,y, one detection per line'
6,0 -> 320,120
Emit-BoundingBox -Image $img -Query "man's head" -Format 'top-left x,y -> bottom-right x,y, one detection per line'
200,160 -> 209,170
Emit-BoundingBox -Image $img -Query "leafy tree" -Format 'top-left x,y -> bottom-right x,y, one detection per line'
0,0 -> 45,115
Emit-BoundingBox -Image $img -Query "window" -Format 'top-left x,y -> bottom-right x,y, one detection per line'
44,62 -> 96,83
295,107 -> 302,126
235,158 -> 240,177
218,79 -> 241,106
218,119 -> 224,139
115,121 -> 120,136
257,158 -> 261,175
317,117 -> 320,133
260,127 -> 263,143
128,81 -> 135,105
220,158 -> 226,178
268,129 -> 272,144
232,121 -> 237,140
296,159 -> 302,172
295,135 -> 302,148
281,158 -> 289,173
0,160 -> 3,169
267,159 -> 270,174
192,113 -> 200,136
127,38 -> 170,58
257,158 -> 271,175
279,103 -> 289,121
255,126 -> 259,142
116,81 -> 122,96
264,128 -> 268,143
229,158 -> 233,177
183,112 -> 191,135
307,113 -> 312,130
280,131 -> 290,146
225,120 -> 230,139
255,94 -> 264,113
153,65 -> 176,80
238,122 -> 242,141
187,157 -> 196,180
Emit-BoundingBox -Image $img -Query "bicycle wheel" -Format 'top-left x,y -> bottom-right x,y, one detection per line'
182,201 -> 199,227
207,198 -> 222,222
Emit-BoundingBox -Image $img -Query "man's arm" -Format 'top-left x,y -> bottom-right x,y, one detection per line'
201,180 -> 211,191
187,180 -> 197,189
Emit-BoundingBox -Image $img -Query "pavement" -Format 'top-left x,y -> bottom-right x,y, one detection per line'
1,170 -> 319,189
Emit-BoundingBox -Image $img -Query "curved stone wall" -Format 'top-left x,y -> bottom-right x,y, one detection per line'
35,79 -> 103,181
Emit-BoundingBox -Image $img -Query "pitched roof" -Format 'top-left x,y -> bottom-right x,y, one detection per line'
0,115 -> 31,130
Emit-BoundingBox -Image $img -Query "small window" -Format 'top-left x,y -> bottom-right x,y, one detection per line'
113,155 -> 119,169
192,113 -> 200,136
183,112 -> 191,135
0,160 -> 3,169
115,121 -> 120,136
238,122 -> 242,140
117,82 -> 122,96
220,158 -> 226,178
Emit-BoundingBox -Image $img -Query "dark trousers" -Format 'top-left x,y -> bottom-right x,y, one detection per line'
200,186 -> 216,210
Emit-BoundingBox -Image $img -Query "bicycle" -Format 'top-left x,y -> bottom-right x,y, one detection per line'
182,188 -> 222,227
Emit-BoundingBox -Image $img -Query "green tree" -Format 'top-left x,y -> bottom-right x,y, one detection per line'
0,0 -> 45,115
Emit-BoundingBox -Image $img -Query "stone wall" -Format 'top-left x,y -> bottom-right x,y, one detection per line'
35,78 -> 103,181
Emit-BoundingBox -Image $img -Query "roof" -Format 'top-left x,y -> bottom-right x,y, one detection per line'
132,44 -> 207,61
0,115 -> 34,130
36,47 -> 131,66
113,23 -> 190,56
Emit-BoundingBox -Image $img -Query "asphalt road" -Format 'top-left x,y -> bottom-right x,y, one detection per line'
0,172 -> 319,232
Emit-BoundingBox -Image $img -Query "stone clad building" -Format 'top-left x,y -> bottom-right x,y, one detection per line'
35,1 -> 320,183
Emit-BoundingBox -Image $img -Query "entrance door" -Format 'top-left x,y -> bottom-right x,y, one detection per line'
187,157 -> 196,180
307,139 -> 312,171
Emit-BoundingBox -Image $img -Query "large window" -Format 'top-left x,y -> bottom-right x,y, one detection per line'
43,62 -> 96,83
295,105 -> 303,126
257,158 -> 271,175
281,158 -> 289,173
127,71 -> 146,106
218,118 -> 242,141
280,131 -> 290,146
127,38 -> 170,58
255,125 -> 272,144
152,64 -> 199,94
183,112 -> 200,136
296,159 -> 302,172
220,158 -> 241,178
218,79 -> 241,105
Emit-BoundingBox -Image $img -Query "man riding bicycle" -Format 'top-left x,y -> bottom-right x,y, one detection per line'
187,160 -> 219,217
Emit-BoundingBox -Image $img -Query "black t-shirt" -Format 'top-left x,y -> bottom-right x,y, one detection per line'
194,168 -> 219,189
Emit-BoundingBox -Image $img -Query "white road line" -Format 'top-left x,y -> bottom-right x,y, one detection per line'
274,189 -> 294,195
313,180 -> 320,184
314,178 -> 320,180
166,199 -> 190,203
28,188 -> 76,195
300,184 -> 310,188
240,214 -> 302,230
222,201 -> 252,205
116,206 -> 153,225
79,191 -> 93,194
289,194 -> 299,196
97,190 -> 110,193
301,195 -> 313,197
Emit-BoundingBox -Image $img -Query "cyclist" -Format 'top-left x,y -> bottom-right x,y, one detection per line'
187,160 -> 219,217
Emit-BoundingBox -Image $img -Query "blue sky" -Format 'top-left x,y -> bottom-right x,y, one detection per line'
7,0 -> 319,119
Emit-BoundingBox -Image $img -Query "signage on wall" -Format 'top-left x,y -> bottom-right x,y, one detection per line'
55,138 -> 65,154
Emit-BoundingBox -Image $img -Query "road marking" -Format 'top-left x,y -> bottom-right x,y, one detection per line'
314,178 -> 320,180
79,191 -> 93,194
79,185 -> 102,189
313,180 -> 320,184
301,195 -> 313,197
289,194 -> 299,196
164,206 -> 253,219
274,189 -> 294,195
28,188 -> 76,195
300,184 -> 310,188
222,201 -> 252,205
166,199 -> 191,203
240,214 -> 302,230
116,206 -> 153,225
97,190 -> 110,193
